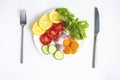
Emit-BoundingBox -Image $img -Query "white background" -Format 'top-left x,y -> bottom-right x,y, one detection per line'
0,0 -> 120,80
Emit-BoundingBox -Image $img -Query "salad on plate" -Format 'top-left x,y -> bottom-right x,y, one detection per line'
32,8 -> 89,60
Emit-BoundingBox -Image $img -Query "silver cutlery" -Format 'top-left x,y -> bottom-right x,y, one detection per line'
20,9 -> 27,63
92,7 -> 100,68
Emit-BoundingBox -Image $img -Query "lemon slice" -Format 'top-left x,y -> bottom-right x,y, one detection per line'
49,11 -> 62,23
39,14 -> 52,30
32,22 -> 45,35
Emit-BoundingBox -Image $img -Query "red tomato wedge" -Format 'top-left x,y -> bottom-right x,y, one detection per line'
40,33 -> 52,45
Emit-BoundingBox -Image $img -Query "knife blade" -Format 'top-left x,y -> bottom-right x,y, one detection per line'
92,7 -> 100,68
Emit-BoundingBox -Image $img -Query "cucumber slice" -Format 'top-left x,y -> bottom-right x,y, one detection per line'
54,51 -> 64,60
41,45 -> 49,55
48,45 -> 57,54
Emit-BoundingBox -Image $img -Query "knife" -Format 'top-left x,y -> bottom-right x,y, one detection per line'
92,7 -> 100,68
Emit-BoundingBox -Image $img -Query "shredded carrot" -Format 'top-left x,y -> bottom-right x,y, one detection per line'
63,46 -> 72,54
63,39 -> 71,46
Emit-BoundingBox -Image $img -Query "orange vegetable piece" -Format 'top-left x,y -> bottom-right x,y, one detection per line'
69,37 -> 74,42
63,36 -> 80,54
63,39 -> 71,46
63,46 -> 72,54
70,41 -> 79,49
71,49 -> 78,54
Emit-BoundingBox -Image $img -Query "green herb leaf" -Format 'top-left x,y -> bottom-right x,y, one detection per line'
56,8 -> 89,40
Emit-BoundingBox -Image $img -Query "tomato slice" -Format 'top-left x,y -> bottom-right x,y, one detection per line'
60,22 -> 65,27
51,29 -> 59,39
40,33 -> 52,45
53,22 -> 65,32
40,22 -> 65,45
47,29 -> 59,40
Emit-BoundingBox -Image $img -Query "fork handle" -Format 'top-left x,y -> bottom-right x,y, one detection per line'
92,33 -> 97,68
20,26 -> 24,63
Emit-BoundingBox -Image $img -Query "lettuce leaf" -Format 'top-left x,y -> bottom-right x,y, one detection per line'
56,8 -> 89,40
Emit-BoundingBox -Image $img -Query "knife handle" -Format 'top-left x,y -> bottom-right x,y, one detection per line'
92,34 -> 97,68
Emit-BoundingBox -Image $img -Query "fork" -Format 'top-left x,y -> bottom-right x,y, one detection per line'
20,9 -> 27,63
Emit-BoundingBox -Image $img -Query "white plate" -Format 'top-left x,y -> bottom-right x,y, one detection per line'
32,8 -> 87,60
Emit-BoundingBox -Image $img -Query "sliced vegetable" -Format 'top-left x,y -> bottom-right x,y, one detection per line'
69,37 -> 74,42
45,22 -> 66,40
70,41 -> 79,49
63,38 -> 71,46
42,45 -> 49,55
63,46 -> 72,54
54,51 -> 64,60
56,44 -> 64,50
41,44 -> 64,60
63,37 -> 79,54
48,45 -> 57,54
54,32 -> 69,43
71,48 -> 78,54
48,29 -> 59,40
60,32 -> 69,39
40,33 -> 52,45
53,22 -> 65,32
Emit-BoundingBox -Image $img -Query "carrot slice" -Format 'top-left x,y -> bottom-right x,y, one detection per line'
63,36 -> 80,54
63,39 -> 71,46
69,37 -> 74,42
70,41 -> 79,49
71,49 -> 78,54
63,46 -> 72,54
